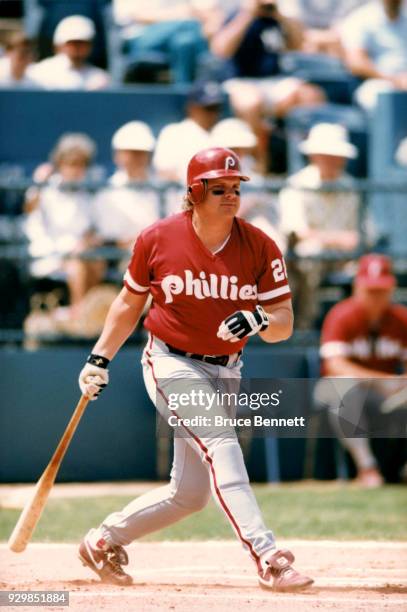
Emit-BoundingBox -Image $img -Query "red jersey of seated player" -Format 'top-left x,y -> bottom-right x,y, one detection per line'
124,211 -> 291,355
320,296 -> 407,375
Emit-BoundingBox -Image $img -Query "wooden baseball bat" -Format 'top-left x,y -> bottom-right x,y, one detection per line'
8,395 -> 90,552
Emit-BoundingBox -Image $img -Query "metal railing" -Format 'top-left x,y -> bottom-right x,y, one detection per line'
1,177 -> 406,346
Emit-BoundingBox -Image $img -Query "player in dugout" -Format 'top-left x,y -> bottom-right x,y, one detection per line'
315,253 -> 407,487
77,147 -> 313,591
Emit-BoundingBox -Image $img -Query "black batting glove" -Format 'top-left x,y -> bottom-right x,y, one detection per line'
217,305 -> 269,343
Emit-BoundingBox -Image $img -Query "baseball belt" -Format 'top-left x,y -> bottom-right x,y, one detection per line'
165,343 -> 242,367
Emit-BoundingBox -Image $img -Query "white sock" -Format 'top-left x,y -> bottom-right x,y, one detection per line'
260,548 -> 276,572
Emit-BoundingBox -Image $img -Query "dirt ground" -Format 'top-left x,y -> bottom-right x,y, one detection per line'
1,540 -> 406,611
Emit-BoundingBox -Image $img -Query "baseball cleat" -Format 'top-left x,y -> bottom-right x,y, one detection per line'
78,529 -> 133,586
356,467 -> 384,488
258,549 -> 314,592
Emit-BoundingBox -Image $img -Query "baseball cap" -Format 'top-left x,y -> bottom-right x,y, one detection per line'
211,118 -> 257,149
53,15 -> 95,45
355,254 -> 396,289
112,121 -> 155,152
188,81 -> 225,107
299,123 -> 357,159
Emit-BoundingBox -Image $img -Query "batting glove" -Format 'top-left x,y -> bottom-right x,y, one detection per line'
78,354 -> 110,401
217,305 -> 269,343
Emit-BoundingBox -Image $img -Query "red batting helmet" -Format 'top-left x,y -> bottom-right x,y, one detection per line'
186,147 -> 250,204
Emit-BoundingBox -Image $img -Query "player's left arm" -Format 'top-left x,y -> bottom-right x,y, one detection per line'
258,298 -> 293,343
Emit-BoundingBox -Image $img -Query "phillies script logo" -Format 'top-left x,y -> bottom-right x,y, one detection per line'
161,270 -> 257,304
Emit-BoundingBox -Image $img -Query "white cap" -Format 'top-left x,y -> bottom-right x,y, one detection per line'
53,15 -> 95,45
112,121 -> 156,152
211,118 -> 257,149
299,123 -> 357,159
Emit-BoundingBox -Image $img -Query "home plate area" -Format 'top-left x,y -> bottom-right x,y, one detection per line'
1,541 -> 406,611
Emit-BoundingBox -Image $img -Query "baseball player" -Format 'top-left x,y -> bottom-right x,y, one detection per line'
316,254 -> 407,487
78,147 -> 313,591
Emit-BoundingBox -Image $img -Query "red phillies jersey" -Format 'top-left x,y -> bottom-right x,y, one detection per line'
320,296 -> 407,374
124,211 -> 291,354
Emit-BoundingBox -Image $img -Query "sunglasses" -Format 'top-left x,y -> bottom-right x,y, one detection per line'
202,104 -> 222,112
209,188 -> 240,196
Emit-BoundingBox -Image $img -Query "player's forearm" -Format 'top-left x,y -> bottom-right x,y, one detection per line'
345,49 -> 390,80
92,289 -> 147,360
259,304 -> 293,343
129,4 -> 192,23
279,15 -> 303,50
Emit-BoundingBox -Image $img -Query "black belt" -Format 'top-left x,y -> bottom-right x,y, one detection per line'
165,343 -> 241,367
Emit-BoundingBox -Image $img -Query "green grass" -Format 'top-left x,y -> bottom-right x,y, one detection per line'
1,485 -> 406,543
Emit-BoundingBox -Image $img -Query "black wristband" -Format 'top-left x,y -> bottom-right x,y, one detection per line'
87,353 -> 110,368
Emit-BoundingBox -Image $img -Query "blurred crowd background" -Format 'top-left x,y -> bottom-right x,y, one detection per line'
0,0 -> 406,486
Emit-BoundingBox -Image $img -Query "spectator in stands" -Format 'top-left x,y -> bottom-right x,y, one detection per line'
0,32 -> 37,87
92,121 -> 160,251
282,0 -> 368,56
210,117 -> 284,248
153,80 -> 225,182
114,0 -> 222,83
341,0 -> 407,111
29,15 -> 110,90
24,133 -> 103,319
315,253 -> 407,487
210,0 -> 326,171
279,123 -> 363,328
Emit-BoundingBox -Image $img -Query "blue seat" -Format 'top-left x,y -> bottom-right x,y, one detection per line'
280,52 -> 358,105
280,51 -> 346,76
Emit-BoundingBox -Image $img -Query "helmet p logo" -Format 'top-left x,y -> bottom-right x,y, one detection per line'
225,155 -> 236,170
368,260 -> 382,277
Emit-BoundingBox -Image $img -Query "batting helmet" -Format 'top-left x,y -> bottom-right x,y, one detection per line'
187,147 -> 250,205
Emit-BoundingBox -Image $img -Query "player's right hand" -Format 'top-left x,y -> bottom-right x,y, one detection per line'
78,354 -> 110,401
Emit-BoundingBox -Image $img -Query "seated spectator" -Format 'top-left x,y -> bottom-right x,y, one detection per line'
279,123 -> 364,328
92,121 -> 160,251
29,15 -> 110,90
153,80 -> 225,182
341,0 -> 407,111
282,0 -> 368,56
114,0 -> 222,83
24,133 -> 103,320
0,32 -> 37,88
210,117 -> 284,248
314,253 -> 407,487
210,0 -> 326,171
